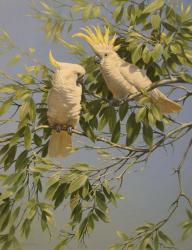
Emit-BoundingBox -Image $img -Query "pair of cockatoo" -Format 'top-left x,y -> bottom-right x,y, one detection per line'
47,26 -> 181,158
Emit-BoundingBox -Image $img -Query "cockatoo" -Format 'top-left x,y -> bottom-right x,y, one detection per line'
73,26 -> 181,113
47,51 -> 85,157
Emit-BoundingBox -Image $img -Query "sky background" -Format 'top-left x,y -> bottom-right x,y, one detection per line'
0,0 -> 192,250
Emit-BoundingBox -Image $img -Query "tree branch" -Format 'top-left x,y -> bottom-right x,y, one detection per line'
124,77 -> 189,102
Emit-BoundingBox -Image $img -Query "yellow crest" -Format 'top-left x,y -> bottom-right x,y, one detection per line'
49,50 -> 62,69
73,26 -> 120,53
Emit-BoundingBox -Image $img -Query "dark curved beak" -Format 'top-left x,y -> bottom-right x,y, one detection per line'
95,55 -> 101,64
77,75 -> 85,86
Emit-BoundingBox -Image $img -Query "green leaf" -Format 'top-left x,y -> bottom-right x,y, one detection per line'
151,15 -> 161,29
68,175 -> 88,193
154,233 -> 159,250
54,239 -> 69,250
93,6 -> 101,18
82,4 -> 93,20
33,134 -> 42,146
10,207 -> 21,224
72,163 -> 92,172
98,113 -> 108,131
27,207 -> 37,220
152,44 -> 163,60
143,0 -> 164,14
180,72 -> 192,83
24,126 -> 32,150
142,47 -> 151,64
108,107 -> 117,133
9,132 -> 19,147
132,44 -> 143,64
135,107 -> 146,123
15,187 -> 25,200
156,121 -> 164,132
112,5 -> 124,22
143,124 -> 153,147
170,43 -> 182,54
86,125 -> 95,142
15,150 -> 28,170
78,217 -> 88,238
0,96 -> 13,116
108,243 -> 122,250
186,209 -> 192,220
82,181 -> 89,198
30,165 -> 52,173
21,219 -> 31,238
96,191 -> 107,211
70,193 -> 80,210
28,98 -> 36,122
8,54 -> 21,65
4,145 -> 17,170
162,22 -> 176,32
87,214 -> 94,230
111,121 -> 120,143
148,111 -> 156,125
126,113 -> 141,145
0,210 -> 11,232
158,231 -> 174,245
19,101 -> 29,121
151,105 -> 162,121
45,182 -> 59,200
95,208 -> 110,223
119,102 -> 128,120
61,172 -> 79,183
116,230 -> 129,241
0,191 -> 13,201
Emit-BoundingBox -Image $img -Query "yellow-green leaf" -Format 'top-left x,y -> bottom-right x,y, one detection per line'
135,107 -> 146,123
0,96 -> 13,116
143,124 -> 153,147
111,121 -> 120,143
143,0 -> 164,14
24,126 -> 32,150
8,54 -> 21,65
132,44 -> 143,64
68,175 -> 88,193
151,15 -> 161,29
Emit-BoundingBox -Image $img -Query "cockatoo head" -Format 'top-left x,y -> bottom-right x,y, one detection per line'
49,51 -> 85,85
73,26 -> 120,65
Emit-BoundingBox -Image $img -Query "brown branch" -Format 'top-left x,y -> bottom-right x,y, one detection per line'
124,77 -> 189,102
35,123 -> 192,155
35,125 -> 148,153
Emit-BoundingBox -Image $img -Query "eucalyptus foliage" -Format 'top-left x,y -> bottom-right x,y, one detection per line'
0,0 -> 192,249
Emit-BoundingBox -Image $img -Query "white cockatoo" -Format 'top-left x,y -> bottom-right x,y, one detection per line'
47,51 -> 85,157
73,26 -> 181,113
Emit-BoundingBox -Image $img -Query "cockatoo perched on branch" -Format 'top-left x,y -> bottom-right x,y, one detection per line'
47,51 -> 85,157
73,26 -> 181,113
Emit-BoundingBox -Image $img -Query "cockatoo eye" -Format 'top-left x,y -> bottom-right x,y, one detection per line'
104,53 -> 108,57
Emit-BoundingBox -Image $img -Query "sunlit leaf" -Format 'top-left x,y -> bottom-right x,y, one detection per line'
111,121 -> 120,143
143,0 -> 164,14
68,175 -> 88,193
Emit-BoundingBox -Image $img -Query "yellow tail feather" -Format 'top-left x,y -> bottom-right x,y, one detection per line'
48,130 -> 72,158
152,89 -> 181,114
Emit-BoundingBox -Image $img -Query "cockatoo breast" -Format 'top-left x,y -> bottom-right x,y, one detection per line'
100,57 -> 137,100
47,81 -> 82,126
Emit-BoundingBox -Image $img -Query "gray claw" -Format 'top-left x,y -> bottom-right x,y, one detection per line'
53,124 -> 63,132
67,126 -> 73,135
109,99 -> 120,107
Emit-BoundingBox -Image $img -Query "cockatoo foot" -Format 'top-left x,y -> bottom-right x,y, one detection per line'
109,99 -> 121,107
67,125 -> 73,135
53,124 -> 64,132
